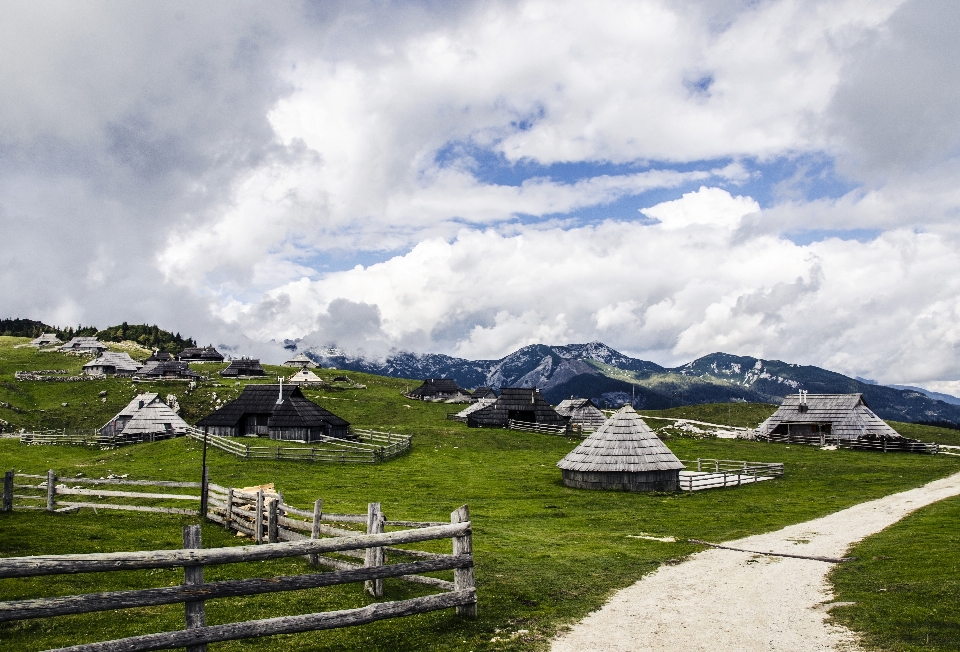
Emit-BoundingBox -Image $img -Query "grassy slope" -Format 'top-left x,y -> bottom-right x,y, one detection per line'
1,335 -> 959,650
828,495 -> 960,651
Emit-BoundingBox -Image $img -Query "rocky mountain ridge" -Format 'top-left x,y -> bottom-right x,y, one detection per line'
301,342 -> 960,425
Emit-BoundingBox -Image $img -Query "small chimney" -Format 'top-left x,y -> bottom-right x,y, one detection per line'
277,376 -> 284,405
798,390 -> 808,412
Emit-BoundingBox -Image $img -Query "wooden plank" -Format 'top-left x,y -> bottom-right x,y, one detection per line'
365,503 -> 384,598
182,526 -> 206,652
56,478 -> 202,488
0,523 -> 471,578
54,488 -> 199,501
0,557 -> 472,621
47,590 -> 477,652
255,489 -> 264,545
451,505 -> 477,617
268,499 -> 279,544
224,489 -> 234,530
55,503 -> 199,516
310,499 -> 322,567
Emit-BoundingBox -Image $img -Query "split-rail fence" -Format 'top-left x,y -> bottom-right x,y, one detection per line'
18,428 -> 176,449
755,431 -> 939,454
184,426 -> 411,463
0,472 -> 476,650
678,458 -> 784,491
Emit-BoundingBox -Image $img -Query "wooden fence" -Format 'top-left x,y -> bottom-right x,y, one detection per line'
2,470 -> 201,516
184,427 -> 412,463
0,512 -> 476,650
755,431 -> 938,454
17,429 -> 151,449
506,419 -> 572,436
677,458 -> 784,492
940,444 -> 960,457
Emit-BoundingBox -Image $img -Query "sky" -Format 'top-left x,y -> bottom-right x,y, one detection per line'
2,0 -> 960,391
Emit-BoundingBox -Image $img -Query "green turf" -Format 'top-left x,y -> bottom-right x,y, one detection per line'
1,334 -> 959,650
828,494 -> 960,651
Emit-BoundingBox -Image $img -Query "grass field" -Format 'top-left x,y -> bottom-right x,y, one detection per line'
2,335 -> 960,650
829,495 -> 960,651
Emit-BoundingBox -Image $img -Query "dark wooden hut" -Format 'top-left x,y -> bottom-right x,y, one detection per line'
146,351 -> 174,363
471,387 -> 497,400
220,358 -> 266,377
754,392 -> 902,443
557,405 -> 684,492
178,345 -> 225,363
407,378 -> 470,400
134,360 -> 201,381
466,387 -> 567,428
196,384 -> 350,442
554,397 -> 607,432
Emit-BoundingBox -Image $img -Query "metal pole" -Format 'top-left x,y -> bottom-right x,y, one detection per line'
200,428 -> 209,520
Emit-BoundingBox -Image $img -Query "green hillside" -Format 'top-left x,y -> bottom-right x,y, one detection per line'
1,335 -> 959,651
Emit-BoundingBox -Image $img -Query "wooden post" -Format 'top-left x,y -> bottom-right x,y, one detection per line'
255,489 -> 264,545
182,525 -> 206,652
268,499 -> 279,543
2,470 -> 13,513
364,502 -> 384,597
310,499 -> 323,567
451,504 -> 476,617
46,469 -> 56,512
224,488 -> 234,530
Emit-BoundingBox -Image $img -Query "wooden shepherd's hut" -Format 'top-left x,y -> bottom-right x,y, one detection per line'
220,357 -> 266,377
197,384 -> 349,442
100,393 -> 189,442
754,392 -> 903,444
407,378 -> 470,401
554,397 -> 608,432
467,387 -> 567,428
557,405 -> 685,492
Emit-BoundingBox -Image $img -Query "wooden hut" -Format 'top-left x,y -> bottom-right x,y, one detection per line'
407,378 -> 470,401
100,393 -> 189,442
197,384 -> 350,442
220,357 -> 266,377
82,351 -> 141,376
754,392 -> 903,444
471,387 -> 497,400
282,353 -> 318,368
145,350 -> 174,363
451,397 -> 498,423
288,367 -> 324,385
29,333 -> 62,347
555,397 -> 607,432
557,405 -> 684,492
178,345 -> 224,363
134,360 -> 201,381
467,387 -> 567,428
59,337 -> 107,354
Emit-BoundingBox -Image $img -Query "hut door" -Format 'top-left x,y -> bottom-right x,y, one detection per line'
508,410 -> 536,423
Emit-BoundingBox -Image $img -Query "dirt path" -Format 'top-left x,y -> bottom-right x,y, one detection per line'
551,471 -> 960,652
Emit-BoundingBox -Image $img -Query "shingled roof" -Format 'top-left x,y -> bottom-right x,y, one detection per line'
196,384 -> 348,430
82,351 -> 141,375
407,378 -> 469,399
754,393 -> 901,440
282,353 -> 318,368
467,387 -> 567,428
557,405 -> 684,473
220,358 -> 265,377
555,397 -> 608,431
100,393 -> 189,438
178,346 -> 224,363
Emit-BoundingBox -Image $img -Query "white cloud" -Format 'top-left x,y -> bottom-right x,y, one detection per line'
640,186 -> 760,229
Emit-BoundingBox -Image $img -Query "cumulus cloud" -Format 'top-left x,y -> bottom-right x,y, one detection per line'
4,0 -> 960,389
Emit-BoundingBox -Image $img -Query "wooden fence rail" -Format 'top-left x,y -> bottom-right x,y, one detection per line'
0,506 -> 476,651
1,471 -> 202,516
755,432 -> 938,454
676,458 -> 784,492
506,419 -> 572,436
184,427 -> 412,464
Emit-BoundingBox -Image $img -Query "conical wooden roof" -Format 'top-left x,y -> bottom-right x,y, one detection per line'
557,405 -> 684,473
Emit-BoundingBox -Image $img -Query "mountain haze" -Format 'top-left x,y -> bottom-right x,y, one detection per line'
300,342 -> 960,425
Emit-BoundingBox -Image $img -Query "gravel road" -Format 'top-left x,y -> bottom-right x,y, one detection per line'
551,470 -> 960,652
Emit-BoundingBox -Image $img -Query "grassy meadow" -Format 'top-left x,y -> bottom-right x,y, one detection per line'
1,335 -> 959,650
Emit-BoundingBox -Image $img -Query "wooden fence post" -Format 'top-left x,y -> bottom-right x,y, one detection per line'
46,469 -> 56,512
224,488 -> 234,530
310,499 -> 323,567
451,504 -> 476,617
364,502 -> 384,597
268,499 -> 279,543
182,525 -> 207,652
255,489 -> 264,545
1,470 -> 13,513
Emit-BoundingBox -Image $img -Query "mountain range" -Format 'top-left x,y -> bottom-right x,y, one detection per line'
300,341 -> 960,425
